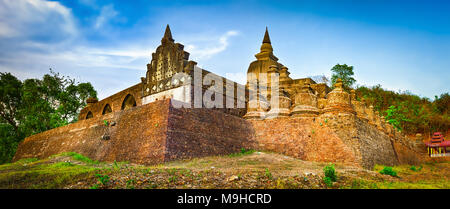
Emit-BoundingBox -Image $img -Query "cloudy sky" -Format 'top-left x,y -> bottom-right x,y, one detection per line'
0,0 -> 449,99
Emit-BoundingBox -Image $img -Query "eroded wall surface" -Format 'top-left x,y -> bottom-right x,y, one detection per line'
164,103 -> 256,161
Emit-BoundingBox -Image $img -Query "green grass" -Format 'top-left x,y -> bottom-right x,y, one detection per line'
227,148 -> 256,157
60,152 -> 99,164
1,152 -> 448,189
0,153 -> 100,189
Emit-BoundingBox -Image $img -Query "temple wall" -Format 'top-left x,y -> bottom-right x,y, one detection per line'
14,99 -> 170,165
13,99 -> 254,165
249,116 -> 359,166
14,104 -> 425,169
353,117 -> 399,169
142,85 -> 192,105
164,103 -> 255,161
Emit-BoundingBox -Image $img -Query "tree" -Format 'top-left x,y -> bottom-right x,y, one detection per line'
330,64 -> 356,90
0,70 -> 97,164
434,93 -> 449,114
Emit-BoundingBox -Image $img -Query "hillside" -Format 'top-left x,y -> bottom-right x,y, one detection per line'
0,151 -> 449,189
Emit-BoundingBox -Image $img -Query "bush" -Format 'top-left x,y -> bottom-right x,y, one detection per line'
323,177 -> 333,187
323,164 -> 337,187
323,164 -> 337,182
379,166 -> 397,177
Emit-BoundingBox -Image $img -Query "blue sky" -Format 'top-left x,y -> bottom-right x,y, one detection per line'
0,0 -> 449,100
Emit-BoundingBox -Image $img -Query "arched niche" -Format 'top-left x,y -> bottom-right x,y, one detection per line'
86,111 -> 93,119
102,104 -> 112,115
121,94 -> 137,110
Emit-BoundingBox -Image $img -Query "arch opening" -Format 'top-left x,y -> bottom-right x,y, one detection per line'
121,94 -> 137,110
102,104 -> 112,115
86,111 -> 93,119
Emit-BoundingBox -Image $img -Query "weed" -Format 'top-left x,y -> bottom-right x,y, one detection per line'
126,179 -> 136,189
265,168 -> 273,180
323,164 -> 337,187
379,166 -> 397,177
168,175 -> 178,183
95,174 -> 110,185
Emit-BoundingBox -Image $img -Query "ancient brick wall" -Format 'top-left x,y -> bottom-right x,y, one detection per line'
164,104 -> 255,161
248,113 -> 423,169
14,99 -> 170,165
249,116 -> 359,167
352,117 -> 399,169
13,99 -> 254,165
14,98 -> 425,169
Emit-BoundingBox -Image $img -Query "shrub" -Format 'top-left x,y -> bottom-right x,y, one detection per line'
410,165 -> 422,172
379,166 -> 397,177
323,176 -> 333,187
322,164 -> 337,187
323,164 -> 337,182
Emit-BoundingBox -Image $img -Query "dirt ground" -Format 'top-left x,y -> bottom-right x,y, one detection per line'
1,151 -> 449,189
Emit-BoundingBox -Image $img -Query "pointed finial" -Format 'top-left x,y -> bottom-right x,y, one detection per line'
162,24 -> 174,42
263,27 -> 271,44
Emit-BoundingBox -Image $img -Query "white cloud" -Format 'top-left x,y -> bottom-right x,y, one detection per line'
185,30 -> 239,60
94,4 -> 119,29
0,0 -> 77,39
0,1 -> 242,99
0,0 -> 151,99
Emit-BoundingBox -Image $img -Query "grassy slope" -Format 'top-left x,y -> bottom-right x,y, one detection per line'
0,151 -> 448,189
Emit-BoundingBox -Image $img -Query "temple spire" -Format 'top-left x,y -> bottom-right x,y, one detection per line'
162,24 -> 174,42
263,27 -> 271,44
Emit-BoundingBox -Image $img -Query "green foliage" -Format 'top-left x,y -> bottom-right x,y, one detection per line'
379,166 -> 398,177
103,120 -> 109,126
126,179 -> 136,189
0,124 -> 19,164
228,148 -> 255,157
63,152 -> 98,164
265,168 -> 273,180
410,165 -> 423,172
95,174 -> 110,185
323,164 -> 337,187
168,176 -> 178,183
385,105 -> 411,131
323,176 -> 333,187
330,64 -> 356,90
0,70 -> 97,164
356,85 -> 449,135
